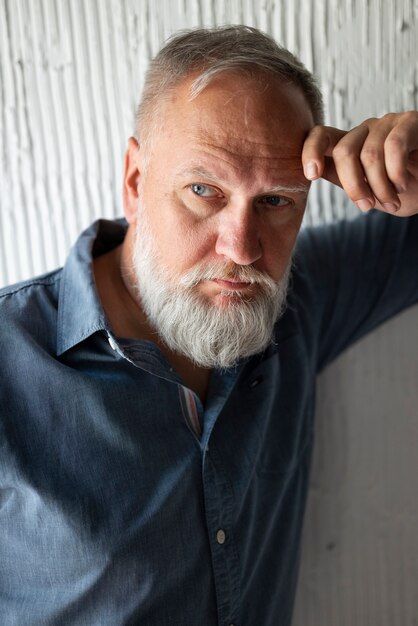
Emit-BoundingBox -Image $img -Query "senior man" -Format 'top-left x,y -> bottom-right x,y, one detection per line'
1,25 -> 418,626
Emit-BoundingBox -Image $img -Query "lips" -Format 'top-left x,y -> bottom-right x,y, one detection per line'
211,278 -> 253,290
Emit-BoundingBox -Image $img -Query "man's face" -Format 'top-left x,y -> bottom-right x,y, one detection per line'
123,72 -> 314,366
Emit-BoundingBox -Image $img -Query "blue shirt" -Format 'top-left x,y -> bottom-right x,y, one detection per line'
1,214 -> 417,626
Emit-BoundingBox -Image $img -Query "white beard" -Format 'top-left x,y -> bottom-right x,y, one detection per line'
132,208 -> 291,369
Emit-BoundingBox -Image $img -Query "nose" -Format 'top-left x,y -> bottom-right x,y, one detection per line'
215,205 -> 262,266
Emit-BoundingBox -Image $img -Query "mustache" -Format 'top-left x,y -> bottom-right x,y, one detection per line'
179,260 -> 278,290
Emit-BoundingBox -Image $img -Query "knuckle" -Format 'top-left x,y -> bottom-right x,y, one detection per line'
307,124 -> 326,140
359,117 -> 378,128
331,142 -> 351,160
384,130 -> 408,165
385,133 -> 405,150
360,144 -> 382,166
384,138 -> 408,179
384,110 -> 418,151
380,112 -> 396,123
389,168 -> 405,185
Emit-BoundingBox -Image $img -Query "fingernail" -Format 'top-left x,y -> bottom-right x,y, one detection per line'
356,198 -> 373,212
395,184 -> 405,194
383,202 -> 400,213
305,161 -> 318,180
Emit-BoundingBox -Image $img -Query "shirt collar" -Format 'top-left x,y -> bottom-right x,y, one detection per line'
57,218 -> 127,355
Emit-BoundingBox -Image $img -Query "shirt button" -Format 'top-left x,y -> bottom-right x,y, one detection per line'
216,529 -> 226,545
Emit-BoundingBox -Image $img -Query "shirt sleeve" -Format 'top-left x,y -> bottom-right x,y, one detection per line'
292,211 -> 418,372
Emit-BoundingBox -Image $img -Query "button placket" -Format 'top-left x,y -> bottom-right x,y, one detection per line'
202,448 -> 240,626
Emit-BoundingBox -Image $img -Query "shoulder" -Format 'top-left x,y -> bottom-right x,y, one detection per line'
0,269 -> 61,312
0,267 -> 62,293
293,211 -> 418,294
296,211 -> 418,258
0,269 -> 62,347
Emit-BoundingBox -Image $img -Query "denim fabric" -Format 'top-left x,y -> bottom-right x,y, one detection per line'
0,214 -> 417,626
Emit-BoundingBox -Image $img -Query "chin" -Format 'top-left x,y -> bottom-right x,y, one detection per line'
206,290 -> 256,309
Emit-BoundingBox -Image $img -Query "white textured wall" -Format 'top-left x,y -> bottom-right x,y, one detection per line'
1,1 -> 418,623
293,305 -> 418,625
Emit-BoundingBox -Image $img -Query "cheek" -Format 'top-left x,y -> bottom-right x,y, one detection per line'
152,213 -> 216,274
262,219 -> 303,278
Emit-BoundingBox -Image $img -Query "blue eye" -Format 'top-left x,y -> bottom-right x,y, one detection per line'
191,183 -> 217,198
258,195 -> 292,208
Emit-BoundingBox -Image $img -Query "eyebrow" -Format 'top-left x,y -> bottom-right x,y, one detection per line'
268,183 -> 310,193
176,167 -> 310,194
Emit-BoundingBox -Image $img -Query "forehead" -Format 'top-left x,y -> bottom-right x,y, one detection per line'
169,72 -> 311,140
151,72 -> 314,185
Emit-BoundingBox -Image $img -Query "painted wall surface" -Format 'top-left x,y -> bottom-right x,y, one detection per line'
1,0 -> 418,623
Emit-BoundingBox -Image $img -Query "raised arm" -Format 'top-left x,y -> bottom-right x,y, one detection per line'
302,111 -> 418,217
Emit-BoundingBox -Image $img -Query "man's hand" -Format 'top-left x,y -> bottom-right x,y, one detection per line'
302,111 -> 418,216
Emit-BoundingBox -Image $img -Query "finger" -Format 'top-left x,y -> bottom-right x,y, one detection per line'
302,125 -> 346,180
384,111 -> 418,193
331,124 -> 377,212
353,120 -> 402,213
321,156 -> 344,187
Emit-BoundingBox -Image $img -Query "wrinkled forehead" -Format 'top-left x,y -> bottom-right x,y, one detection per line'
160,71 -> 314,159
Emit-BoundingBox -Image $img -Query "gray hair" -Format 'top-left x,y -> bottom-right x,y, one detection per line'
135,25 -> 324,152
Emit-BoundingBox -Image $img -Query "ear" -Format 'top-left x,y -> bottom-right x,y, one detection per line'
123,137 -> 142,224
